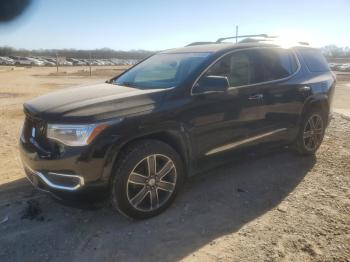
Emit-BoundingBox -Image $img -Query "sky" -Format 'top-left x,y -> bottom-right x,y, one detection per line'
0,0 -> 349,51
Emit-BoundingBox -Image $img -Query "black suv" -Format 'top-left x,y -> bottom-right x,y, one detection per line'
20,37 -> 335,219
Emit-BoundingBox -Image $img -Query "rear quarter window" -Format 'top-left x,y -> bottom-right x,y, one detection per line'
256,48 -> 299,81
298,48 -> 330,72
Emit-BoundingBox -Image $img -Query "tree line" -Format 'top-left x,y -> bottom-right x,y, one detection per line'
321,45 -> 350,59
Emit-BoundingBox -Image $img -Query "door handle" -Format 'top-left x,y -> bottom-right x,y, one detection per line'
248,94 -> 264,100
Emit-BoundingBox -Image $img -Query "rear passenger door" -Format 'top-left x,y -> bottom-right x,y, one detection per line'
253,48 -> 304,141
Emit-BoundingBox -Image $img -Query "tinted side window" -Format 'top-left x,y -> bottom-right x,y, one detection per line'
229,52 -> 255,86
257,49 -> 298,81
298,48 -> 330,72
205,51 -> 261,87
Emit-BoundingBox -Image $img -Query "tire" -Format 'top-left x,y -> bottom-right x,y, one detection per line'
110,139 -> 184,219
293,108 -> 326,155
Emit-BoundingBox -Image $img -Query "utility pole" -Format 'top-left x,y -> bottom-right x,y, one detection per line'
56,53 -> 59,72
236,25 -> 239,43
89,52 -> 92,77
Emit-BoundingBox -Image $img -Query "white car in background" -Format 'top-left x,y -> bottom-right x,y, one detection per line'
339,63 -> 350,72
10,56 -> 33,66
27,57 -> 45,66
0,56 -> 15,65
35,57 -> 56,66
62,60 -> 73,66
66,58 -> 86,66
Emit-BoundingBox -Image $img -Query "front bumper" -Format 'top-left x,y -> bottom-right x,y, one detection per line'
23,163 -> 85,191
19,138 -> 108,193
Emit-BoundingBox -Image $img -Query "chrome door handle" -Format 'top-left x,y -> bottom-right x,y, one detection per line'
248,94 -> 264,100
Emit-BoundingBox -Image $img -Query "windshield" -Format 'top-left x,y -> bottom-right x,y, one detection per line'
113,52 -> 210,89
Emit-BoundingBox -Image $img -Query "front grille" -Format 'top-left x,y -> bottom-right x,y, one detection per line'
21,114 -> 56,158
21,117 -> 32,142
22,115 -> 47,143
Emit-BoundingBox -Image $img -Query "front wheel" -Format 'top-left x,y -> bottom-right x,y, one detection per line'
110,140 -> 184,219
293,109 -> 326,155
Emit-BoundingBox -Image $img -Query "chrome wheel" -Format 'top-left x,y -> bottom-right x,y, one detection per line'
126,154 -> 177,212
303,114 -> 324,151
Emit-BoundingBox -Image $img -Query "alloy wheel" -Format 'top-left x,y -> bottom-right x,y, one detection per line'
126,154 -> 177,211
303,114 -> 324,151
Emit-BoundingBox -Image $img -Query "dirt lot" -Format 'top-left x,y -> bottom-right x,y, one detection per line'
0,66 -> 349,262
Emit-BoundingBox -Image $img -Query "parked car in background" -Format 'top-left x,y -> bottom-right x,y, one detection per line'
96,60 -> 105,66
27,57 -> 45,66
10,56 -> 33,66
328,63 -> 337,70
44,57 -> 71,66
328,62 -> 350,71
87,59 -> 98,66
63,60 -> 73,66
66,58 -> 86,66
36,58 -> 56,66
1,56 -> 138,66
339,63 -> 350,72
44,57 -> 57,64
0,56 -> 15,65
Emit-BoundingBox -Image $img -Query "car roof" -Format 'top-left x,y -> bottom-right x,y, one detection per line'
160,41 -> 314,54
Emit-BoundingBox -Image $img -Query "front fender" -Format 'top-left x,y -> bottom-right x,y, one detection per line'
100,120 -> 192,184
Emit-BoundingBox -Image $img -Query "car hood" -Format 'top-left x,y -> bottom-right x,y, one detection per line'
24,83 -> 168,122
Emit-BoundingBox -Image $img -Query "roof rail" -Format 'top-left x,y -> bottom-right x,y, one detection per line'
216,34 -> 277,43
239,37 -> 310,46
186,41 -> 215,47
186,34 -> 309,47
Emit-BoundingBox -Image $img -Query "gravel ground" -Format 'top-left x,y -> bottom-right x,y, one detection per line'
0,67 -> 349,261
0,113 -> 349,262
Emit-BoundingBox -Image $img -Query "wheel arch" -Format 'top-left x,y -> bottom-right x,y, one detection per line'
102,128 -> 192,184
300,95 -> 330,123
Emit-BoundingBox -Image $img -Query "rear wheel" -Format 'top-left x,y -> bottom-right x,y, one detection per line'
110,140 -> 184,219
294,109 -> 326,155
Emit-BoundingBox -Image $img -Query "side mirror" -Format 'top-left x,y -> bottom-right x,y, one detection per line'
193,75 -> 229,94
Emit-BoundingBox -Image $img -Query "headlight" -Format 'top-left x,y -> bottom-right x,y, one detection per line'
47,123 -> 108,146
